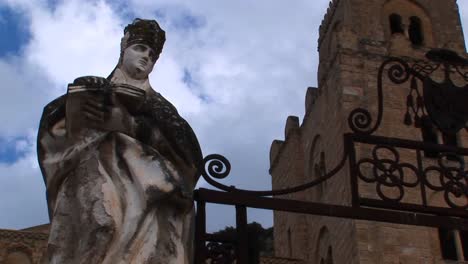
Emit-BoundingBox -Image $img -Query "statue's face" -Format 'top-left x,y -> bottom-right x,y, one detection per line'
121,43 -> 158,80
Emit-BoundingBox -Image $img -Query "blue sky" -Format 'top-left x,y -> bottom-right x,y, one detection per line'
0,6 -> 32,165
0,136 -> 29,164
0,0 -> 468,232
0,6 -> 29,56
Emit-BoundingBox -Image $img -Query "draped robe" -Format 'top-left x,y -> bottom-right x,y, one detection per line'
38,83 -> 202,264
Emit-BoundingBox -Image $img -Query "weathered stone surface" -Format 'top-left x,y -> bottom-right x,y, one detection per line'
38,18 -> 202,264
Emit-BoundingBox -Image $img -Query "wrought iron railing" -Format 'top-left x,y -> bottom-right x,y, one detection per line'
194,49 -> 468,264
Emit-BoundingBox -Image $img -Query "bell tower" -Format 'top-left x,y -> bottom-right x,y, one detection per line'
270,0 -> 467,263
317,0 -> 465,86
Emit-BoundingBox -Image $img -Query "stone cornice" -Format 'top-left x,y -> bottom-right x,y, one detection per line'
318,0 -> 341,50
0,229 -> 48,241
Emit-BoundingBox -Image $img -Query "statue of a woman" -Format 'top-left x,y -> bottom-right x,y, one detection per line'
38,18 -> 202,264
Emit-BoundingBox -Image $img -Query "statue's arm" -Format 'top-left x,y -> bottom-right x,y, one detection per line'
127,113 -> 201,211
38,96 -> 108,214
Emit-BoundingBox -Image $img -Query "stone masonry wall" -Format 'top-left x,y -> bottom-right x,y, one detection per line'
0,228 -> 48,264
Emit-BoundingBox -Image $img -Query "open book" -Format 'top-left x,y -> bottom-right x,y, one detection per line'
66,83 -> 146,136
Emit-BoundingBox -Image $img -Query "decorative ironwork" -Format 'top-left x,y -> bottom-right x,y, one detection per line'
308,135 -> 327,198
197,151 -> 348,263
201,154 -> 233,192
356,145 -> 419,203
202,49 -> 468,199
424,153 -> 468,209
348,57 -> 411,135
200,150 -> 348,197
195,48 -> 468,264
349,133 -> 468,218
348,48 -> 468,135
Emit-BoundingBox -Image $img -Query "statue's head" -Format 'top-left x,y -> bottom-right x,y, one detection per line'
118,18 -> 166,80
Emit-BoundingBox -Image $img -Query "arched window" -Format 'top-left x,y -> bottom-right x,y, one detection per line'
384,0 -> 434,47
326,246 -> 334,264
5,251 -> 32,264
389,13 -> 404,34
316,227 -> 333,264
439,229 -> 468,261
319,152 -> 327,176
409,16 -> 424,46
309,135 -> 326,199
439,228 -> 458,260
320,247 -> 334,263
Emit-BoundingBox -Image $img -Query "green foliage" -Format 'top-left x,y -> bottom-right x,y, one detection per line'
213,222 -> 273,263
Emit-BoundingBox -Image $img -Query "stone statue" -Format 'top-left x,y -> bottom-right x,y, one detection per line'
37,18 -> 202,264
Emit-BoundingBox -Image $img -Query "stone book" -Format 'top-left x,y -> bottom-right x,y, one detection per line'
65,83 -> 146,137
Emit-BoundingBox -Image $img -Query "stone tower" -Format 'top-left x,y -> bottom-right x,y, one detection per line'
270,0 -> 467,263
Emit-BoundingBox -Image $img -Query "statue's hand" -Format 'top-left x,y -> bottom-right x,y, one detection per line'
82,95 -> 108,124
83,93 -> 135,136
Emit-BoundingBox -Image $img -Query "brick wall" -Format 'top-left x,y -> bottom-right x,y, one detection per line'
0,227 -> 48,264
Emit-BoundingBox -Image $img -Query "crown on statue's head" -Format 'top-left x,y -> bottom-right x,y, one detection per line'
121,18 -> 166,56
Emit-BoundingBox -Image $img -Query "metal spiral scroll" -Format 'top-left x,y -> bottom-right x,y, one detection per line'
348,108 -> 372,134
348,58 -> 411,135
387,59 -> 411,84
200,150 -> 348,196
201,154 -> 234,191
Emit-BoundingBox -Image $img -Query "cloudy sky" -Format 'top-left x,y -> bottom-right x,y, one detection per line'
0,0 -> 468,232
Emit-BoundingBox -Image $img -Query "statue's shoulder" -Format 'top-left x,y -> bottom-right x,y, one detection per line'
146,90 -> 179,114
39,94 -> 66,135
142,91 -> 183,123
42,95 -> 66,117
144,90 -> 203,169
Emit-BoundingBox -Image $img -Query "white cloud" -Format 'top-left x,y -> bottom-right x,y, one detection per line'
0,0 -> 128,229
25,0 -> 123,85
150,54 -> 203,115
0,57 -> 54,137
0,131 -> 48,228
